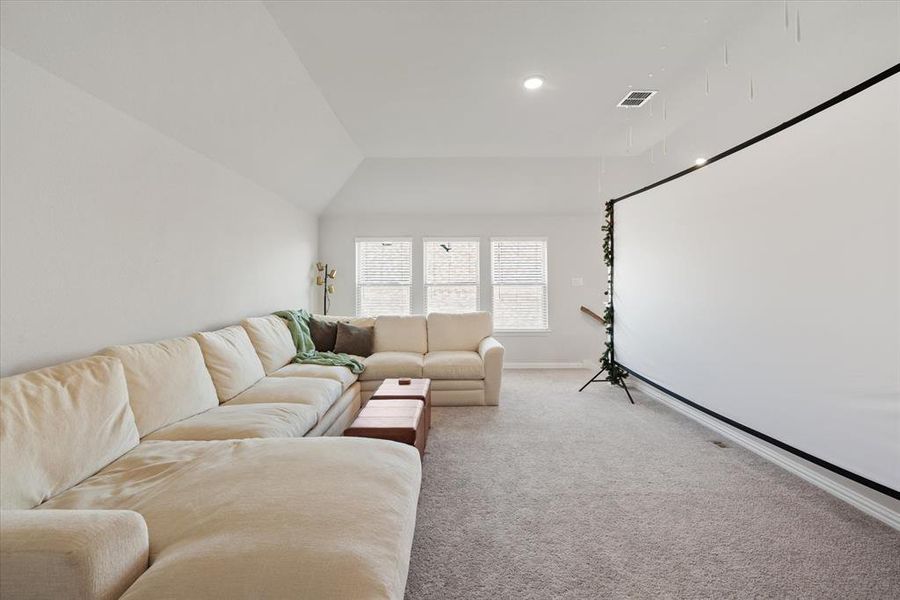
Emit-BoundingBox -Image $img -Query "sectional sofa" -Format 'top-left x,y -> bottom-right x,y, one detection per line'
0,310 -> 503,599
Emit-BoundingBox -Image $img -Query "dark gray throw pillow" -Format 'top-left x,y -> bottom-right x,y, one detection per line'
333,322 -> 374,357
309,317 -> 338,352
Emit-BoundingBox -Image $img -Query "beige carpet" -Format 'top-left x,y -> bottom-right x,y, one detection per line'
405,370 -> 900,599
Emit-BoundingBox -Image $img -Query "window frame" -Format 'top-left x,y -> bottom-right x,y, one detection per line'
354,237 -> 413,316
490,236 -> 550,333
422,236 -> 481,315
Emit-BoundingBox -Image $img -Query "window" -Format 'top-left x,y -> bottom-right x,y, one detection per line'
491,238 -> 549,330
424,238 -> 480,314
355,239 -> 412,315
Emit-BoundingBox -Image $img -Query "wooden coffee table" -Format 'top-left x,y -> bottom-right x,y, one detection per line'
370,378 -> 431,431
343,399 -> 426,458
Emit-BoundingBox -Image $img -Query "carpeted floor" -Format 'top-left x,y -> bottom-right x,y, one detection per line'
405,370 -> 900,599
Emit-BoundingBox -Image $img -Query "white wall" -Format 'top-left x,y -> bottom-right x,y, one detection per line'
0,49 -> 317,376
318,214 -> 606,365
614,73 -> 899,492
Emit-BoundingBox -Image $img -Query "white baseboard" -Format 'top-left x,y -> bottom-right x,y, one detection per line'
504,362 -> 587,369
630,379 -> 900,531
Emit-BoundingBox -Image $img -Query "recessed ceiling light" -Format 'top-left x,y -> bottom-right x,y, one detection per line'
695,157 -> 708,166
523,76 -> 544,90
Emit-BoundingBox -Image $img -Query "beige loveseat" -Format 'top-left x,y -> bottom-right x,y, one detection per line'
316,312 -> 505,406
0,353 -> 420,599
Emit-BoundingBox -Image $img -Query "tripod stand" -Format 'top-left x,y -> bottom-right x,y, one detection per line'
579,365 -> 634,404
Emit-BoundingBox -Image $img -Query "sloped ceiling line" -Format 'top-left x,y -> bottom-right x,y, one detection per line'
0,46 -> 309,216
0,0 -> 362,214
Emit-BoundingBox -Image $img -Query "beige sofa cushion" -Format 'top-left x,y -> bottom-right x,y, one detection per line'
0,357 -> 139,509
226,377 -> 342,420
359,352 -> 424,381
40,438 -> 421,600
307,383 -> 361,437
0,509 -> 149,600
193,326 -> 266,402
430,379 -> 485,390
423,351 -> 485,380
98,337 -> 218,437
427,312 -> 493,351
241,316 -> 296,375
374,315 -> 427,354
270,363 -> 358,391
143,403 -> 318,441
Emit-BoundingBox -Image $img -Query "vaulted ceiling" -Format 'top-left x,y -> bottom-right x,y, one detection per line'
0,0 -> 362,214
265,0 -> 766,158
267,0 -> 897,214
2,1 -> 897,215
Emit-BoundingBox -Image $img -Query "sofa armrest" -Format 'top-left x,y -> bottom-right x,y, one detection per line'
0,509 -> 149,600
478,336 -> 505,406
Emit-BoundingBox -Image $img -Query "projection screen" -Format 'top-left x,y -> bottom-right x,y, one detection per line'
613,69 -> 899,496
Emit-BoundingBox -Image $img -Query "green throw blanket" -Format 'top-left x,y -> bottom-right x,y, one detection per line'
273,309 -> 366,374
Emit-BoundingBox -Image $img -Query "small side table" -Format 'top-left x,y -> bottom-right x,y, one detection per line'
371,378 -> 432,433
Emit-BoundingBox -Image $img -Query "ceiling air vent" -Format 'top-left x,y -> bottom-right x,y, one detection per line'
617,90 -> 657,108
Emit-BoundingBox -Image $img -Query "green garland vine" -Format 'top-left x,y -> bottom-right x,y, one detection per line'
599,200 -> 629,386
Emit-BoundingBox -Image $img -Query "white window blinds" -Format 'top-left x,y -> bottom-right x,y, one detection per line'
424,239 -> 480,314
355,239 -> 412,316
491,239 -> 549,330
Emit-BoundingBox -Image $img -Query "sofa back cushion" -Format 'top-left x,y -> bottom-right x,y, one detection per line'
193,326 -> 266,402
98,337 -> 218,437
427,312 -> 493,352
0,356 -> 139,509
334,322 -> 375,357
313,314 -> 376,329
375,315 -> 428,354
242,316 -> 296,375
308,317 -> 338,352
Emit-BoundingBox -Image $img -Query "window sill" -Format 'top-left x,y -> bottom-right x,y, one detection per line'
494,329 -> 552,336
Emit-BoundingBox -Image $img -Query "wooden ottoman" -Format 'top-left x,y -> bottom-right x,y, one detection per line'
343,399 -> 426,458
371,378 -> 432,431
